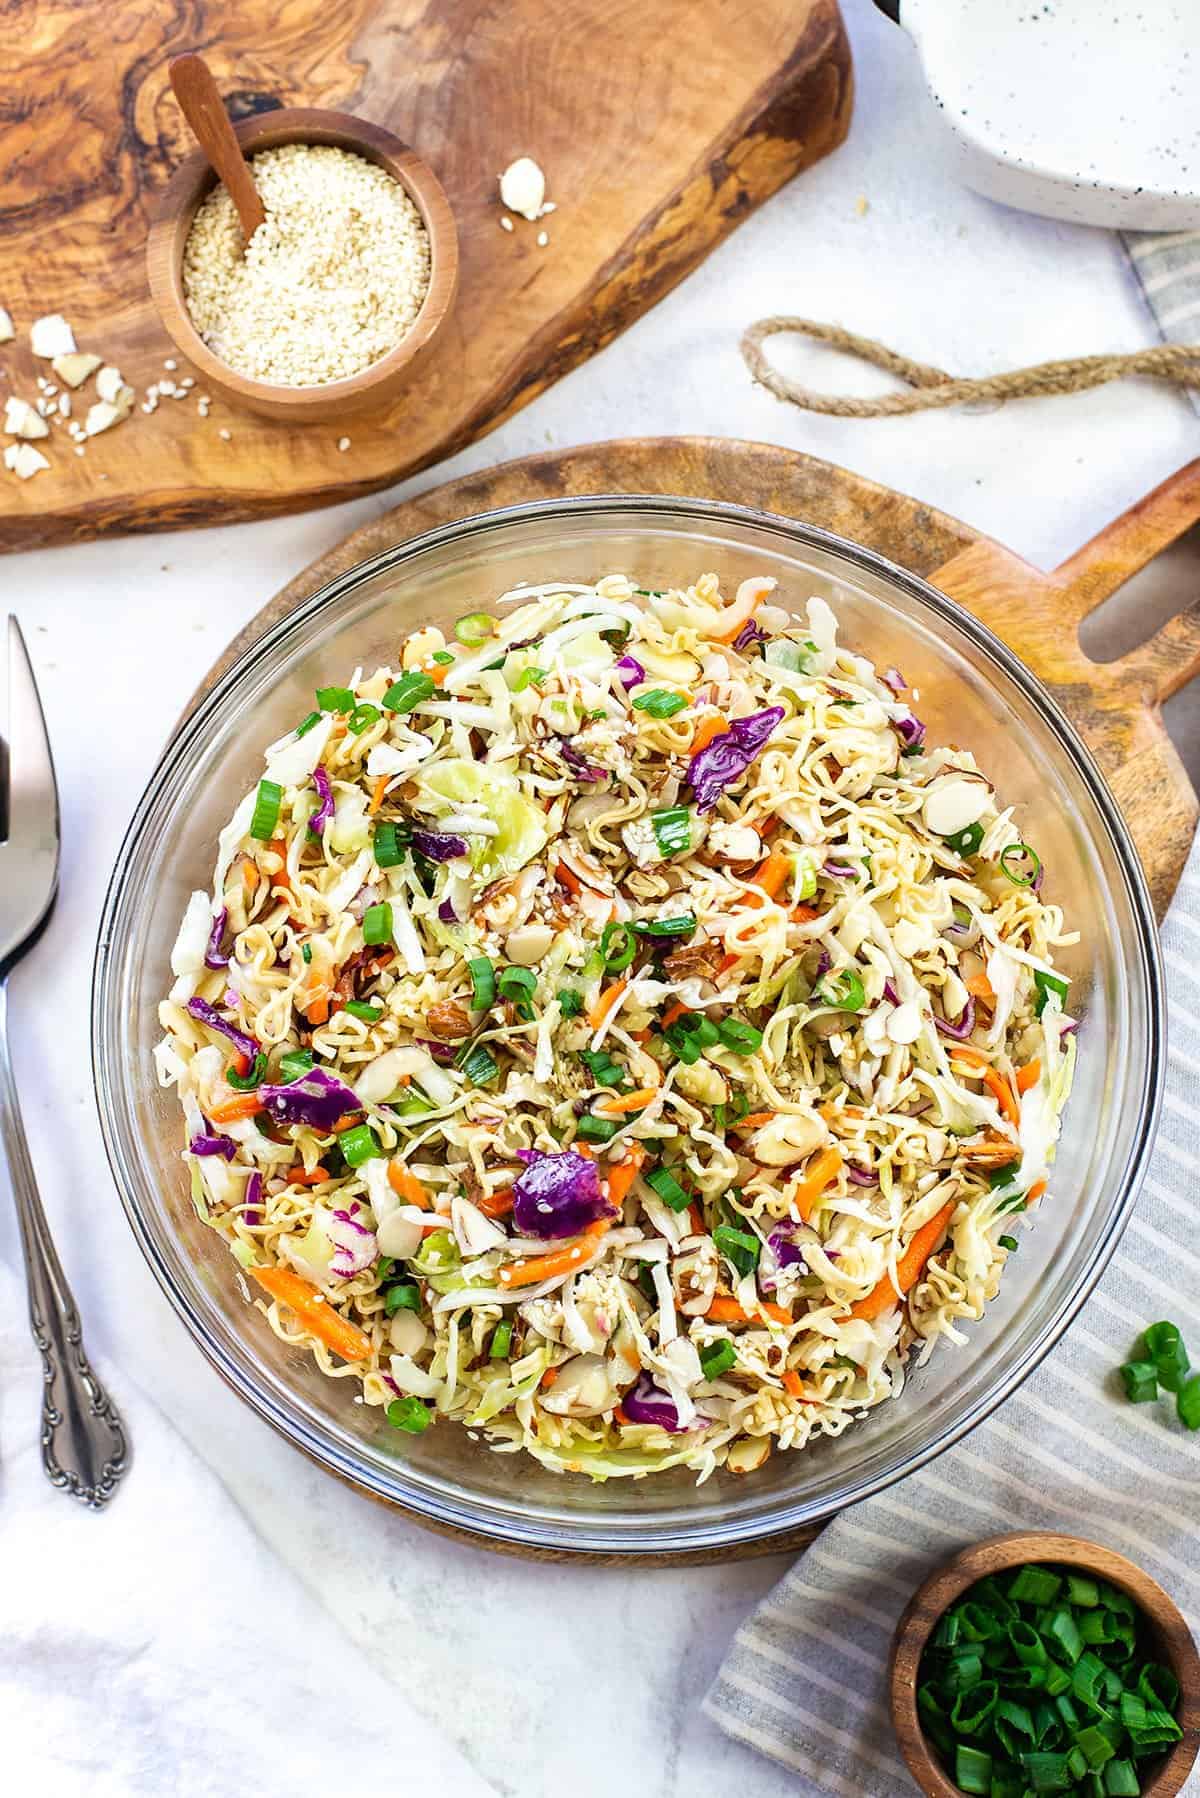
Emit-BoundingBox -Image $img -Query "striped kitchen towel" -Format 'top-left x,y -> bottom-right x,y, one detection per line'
1124,230 -> 1200,417
704,835 -> 1200,1796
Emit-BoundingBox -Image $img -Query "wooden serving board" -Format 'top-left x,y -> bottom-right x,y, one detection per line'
0,0 -> 851,552
187,436 -> 1200,1563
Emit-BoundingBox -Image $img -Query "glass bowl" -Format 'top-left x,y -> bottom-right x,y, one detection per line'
92,497 -> 1163,1556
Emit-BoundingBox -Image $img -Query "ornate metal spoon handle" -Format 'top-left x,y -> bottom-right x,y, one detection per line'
0,978 -> 128,1506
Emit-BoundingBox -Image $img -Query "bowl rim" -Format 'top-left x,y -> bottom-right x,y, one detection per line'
889,1530 -> 1200,1798
145,105 -> 460,407
92,492 -> 1166,1555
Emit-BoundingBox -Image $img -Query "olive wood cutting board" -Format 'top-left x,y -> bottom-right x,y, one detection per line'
0,0 -> 851,552
187,436 -> 1200,1563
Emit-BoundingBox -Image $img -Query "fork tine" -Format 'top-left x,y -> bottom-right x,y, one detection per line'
5,616 -> 59,856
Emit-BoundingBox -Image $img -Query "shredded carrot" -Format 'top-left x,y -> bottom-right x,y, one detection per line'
500,1219 -> 612,1289
395,1071 -> 412,1087
628,1028 -> 652,1044
588,979 -> 627,1031
759,815 -> 781,840
849,1200 -> 956,1322
1026,1179 -> 1047,1206
691,716 -> 728,754
735,1111 -> 777,1132
289,1164 -> 330,1187
427,660 -> 451,687
1016,1059 -> 1041,1094
595,1085 -> 658,1116
705,1295 -> 793,1328
966,972 -> 996,1005
207,1092 -> 263,1123
792,1146 -> 843,1222
660,1000 -> 689,1030
781,1370 -> 805,1400
231,1051 -> 250,1078
950,1044 -> 989,1069
242,860 -> 260,894
476,1188 -> 515,1219
685,1204 -> 701,1236
332,1112 -> 364,1133
369,774 -> 389,815
248,1265 -> 371,1362
555,860 -> 582,895
266,839 -> 292,892
791,903 -> 820,923
387,1162 -> 431,1209
540,1365 -> 560,1390
306,998 -> 330,1026
750,848 -> 793,901
605,1147 -> 646,1206
983,1067 -> 1020,1126
613,1404 -> 632,1426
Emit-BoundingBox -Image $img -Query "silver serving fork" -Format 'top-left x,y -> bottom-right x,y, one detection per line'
0,617 -> 128,1507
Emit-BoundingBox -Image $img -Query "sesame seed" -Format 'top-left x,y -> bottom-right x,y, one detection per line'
218,428 -> 231,441
164,358 -> 178,370
537,230 -> 549,248
499,215 -> 514,232
337,436 -> 350,452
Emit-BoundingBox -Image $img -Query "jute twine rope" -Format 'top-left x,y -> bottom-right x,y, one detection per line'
741,316 -> 1200,418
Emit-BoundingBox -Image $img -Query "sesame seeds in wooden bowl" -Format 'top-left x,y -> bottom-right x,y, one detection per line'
890,1533 -> 1200,1798
147,108 -> 458,423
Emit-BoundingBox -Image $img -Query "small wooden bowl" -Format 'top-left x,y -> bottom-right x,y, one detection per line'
890,1532 -> 1200,1798
146,107 -> 458,423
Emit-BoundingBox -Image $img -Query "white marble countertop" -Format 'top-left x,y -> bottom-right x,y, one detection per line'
4,2 -> 1199,1792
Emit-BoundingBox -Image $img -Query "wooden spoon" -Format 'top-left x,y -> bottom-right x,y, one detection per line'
168,54 -> 266,241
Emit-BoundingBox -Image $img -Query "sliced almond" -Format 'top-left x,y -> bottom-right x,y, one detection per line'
30,313 -> 76,358
4,442 -> 50,479
504,921 -> 555,965
84,400 -> 131,436
885,999 -> 923,1045
498,156 -> 545,221
922,775 -> 990,839
4,396 -> 49,440
727,1435 -> 772,1475
51,352 -> 103,389
95,364 -> 127,405
388,1309 -> 428,1356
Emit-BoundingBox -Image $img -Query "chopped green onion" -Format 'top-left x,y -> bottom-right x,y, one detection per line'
556,987 -> 584,1018
431,650 -> 456,666
392,1094 -> 434,1118
384,1282 -> 422,1314
386,1396 -> 431,1433
1075,1725 -> 1116,1771
945,821 -> 985,857
469,956 -> 496,1009
999,841 -> 1041,887
362,902 -> 393,946
373,821 -> 405,868
814,966 -> 866,1012
651,805 -> 692,858
344,1000 -> 382,1024
796,850 -> 818,900
382,671 -> 435,713
316,685 -> 356,714
348,701 -> 381,734
295,709 -> 322,737
1034,967 -> 1070,1017
600,920 -> 637,972
954,1744 -> 992,1794
1009,1567 -> 1063,1607
632,688 -> 688,719
575,1114 -> 619,1142
512,665 -> 547,691
1066,1576 -> 1101,1609
249,778 -> 283,841
278,1048 -> 314,1081
645,1165 -> 691,1211
1019,1751 -> 1073,1792
1178,1374 -> 1200,1430
713,1224 -> 760,1276
460,1045 -> 499,1086
338,1123 -> 382,1166
664,1027 -> 702,1064
718,1017 -> 763,1053
998,1234 -> 1019,1252
301,942 -> 313,964
497,965 -> 537,1005
225,1051 -> 268,1090
1140,1320 -> 1190,1392
580,1048 -> 626,1089
490,1319 -> 514,1359
1046,1609 -> 1084,1665
1102,1762 -> 1139,1797
1119,1360 -> 1159,1404
633,914 -> 697,937
699,1340 -> 736,1380
454,611 -> 497,646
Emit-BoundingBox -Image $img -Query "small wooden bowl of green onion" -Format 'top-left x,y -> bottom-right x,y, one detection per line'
890,1533 -> 1200,1798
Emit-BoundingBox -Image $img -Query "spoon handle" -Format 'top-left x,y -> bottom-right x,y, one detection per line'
169,53 -> 266,241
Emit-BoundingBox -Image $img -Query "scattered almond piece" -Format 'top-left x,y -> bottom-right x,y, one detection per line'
0,305 -> 14,344
52,352 -> 102,389
95,365 -> 134,407
499,156 -> 546,221
4,396 -> 50,441
4,442 -> 51,479
85,399 -> 131,436
30,314 -> 77,359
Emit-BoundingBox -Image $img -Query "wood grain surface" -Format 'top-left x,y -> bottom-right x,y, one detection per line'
890,1532 -> 1200,1798
0,0 -> 851,550
191,435 -> 1200,920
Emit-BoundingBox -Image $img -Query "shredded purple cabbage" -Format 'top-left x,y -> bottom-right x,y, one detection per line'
257,1065 -> 361,1131
894,712 -> 926,752
411,829 -> 468,862
309,765 -> 334,834
883,978 -> 900,1005
687,705 -> 785,812
767,1227 -> 809,1269
186,997 -> 260,1064
330,1206 -> 377,1277
846,1164 -> 876,1187
204,907 -> 230,970
621,1374 -> 688,1432
732,618 -> 766,652
190,1131 -> 237,1159
934,995 -> 977,1042
814,947 -> 832,981
823,859 -> 857,879
437,897 -> 459,923
881,666 -> 907,694
244,1171 -> 263,1226
512,1149 -> 616,1240
415,1037 -> 457,1066
615,654 -> 645,688
560,739 -> 605,783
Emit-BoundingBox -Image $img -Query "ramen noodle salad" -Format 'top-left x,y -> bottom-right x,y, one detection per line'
157,571 -> 1077,1482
